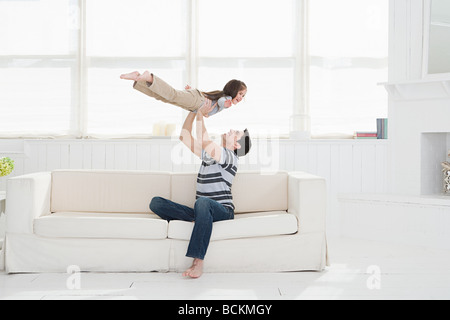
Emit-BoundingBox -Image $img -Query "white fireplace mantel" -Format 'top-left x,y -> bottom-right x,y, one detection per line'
383,78 -> 450,197
381,78 -> 450,101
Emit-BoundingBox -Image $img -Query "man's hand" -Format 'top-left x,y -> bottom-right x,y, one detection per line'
198,98 -> 217,118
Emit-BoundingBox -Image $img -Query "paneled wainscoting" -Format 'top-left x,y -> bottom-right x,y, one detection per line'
0,139 -> 388,235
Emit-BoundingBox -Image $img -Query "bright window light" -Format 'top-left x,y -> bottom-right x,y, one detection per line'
0,0 -> 388,138
309,0 -> 389,136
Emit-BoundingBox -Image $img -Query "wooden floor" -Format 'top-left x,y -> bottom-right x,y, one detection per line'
1,236 -> 450,300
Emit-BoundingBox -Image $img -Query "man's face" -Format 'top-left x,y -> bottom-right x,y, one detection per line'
222,129 -> 244,150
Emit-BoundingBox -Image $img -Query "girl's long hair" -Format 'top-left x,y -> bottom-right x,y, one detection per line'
202,79 -> 247,101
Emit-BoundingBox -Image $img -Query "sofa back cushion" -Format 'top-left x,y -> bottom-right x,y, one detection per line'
171,171 -> 288,213
51,170 -> 171,214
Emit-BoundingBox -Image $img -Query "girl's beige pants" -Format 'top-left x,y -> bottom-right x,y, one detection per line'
133,74 -> 204,112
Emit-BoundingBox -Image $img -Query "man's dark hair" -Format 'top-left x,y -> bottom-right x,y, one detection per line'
235,129 -> 252,157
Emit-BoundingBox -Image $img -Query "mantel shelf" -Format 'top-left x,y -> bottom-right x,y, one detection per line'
380,79 -> 450,101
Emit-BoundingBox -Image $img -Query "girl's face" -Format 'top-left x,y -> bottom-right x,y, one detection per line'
232,89 -> 247,105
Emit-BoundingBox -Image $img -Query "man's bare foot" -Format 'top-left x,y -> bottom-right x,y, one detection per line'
120,71 -> 141,81
136,71 -> 153,83
183,259 -> 204,278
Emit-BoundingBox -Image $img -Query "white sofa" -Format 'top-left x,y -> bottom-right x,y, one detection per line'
3,170 -> 328,274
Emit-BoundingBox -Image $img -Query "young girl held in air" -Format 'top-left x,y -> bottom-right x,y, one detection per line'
120,71 -> 247,117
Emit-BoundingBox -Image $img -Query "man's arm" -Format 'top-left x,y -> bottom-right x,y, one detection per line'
179,112 -> 202,158
196,101 -> 223,163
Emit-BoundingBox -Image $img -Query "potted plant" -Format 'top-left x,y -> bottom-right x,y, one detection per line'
0,157 -> 15,178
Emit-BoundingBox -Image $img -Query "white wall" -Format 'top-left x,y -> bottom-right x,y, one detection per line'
388,0 -> 426,82
0,138 -> 388,236
386,0 -> 450,195
336,0 -> 450,250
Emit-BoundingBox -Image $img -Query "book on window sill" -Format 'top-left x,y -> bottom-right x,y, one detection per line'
377,118 -> 388,139
354,132 -> 378,139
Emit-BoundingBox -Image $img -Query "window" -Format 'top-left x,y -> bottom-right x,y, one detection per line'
0,0 -> 388,138
0,0 -> 77,136
85,0 -> 187,137
197,0 -> 295,136
309,0 -> 389,136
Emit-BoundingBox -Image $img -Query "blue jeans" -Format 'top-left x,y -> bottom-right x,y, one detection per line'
150,196 -> 234,260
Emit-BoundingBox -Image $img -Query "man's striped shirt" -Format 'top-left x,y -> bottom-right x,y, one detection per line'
196,148 -> 238,210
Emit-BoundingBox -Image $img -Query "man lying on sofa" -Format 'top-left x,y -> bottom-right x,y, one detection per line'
150,99 -> 252,278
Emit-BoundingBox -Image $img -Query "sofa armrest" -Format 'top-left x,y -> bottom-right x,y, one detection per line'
6,172 -> 52,234
288,172 -> 327,233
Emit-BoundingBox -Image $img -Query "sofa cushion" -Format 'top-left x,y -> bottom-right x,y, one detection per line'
232,172 -> 288,213
51,170 -> 171,214
34,212 -> 168,240
171,171 -> 288,214
167,211 -> 298,241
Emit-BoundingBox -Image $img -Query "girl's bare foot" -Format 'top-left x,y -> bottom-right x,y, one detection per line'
183,259 -> 204,278
136,70 -> 153,83
120,71 -> 141,81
